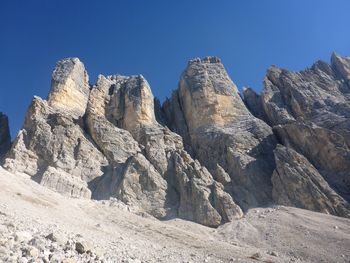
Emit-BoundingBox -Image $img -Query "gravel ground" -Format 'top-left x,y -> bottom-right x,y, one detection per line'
0,167 -> 349,263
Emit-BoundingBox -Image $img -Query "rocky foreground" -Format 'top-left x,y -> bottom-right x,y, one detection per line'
0,53 -> 350,262
0,167 -> 349,263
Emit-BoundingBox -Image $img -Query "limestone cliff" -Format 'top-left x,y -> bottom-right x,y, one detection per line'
272,144 -> 350,218
3,59 -> 107,198
48,58 -> 90,118
243,53 -> 350,203
2,53 -> 350,226
163,57 -> 277,210
3,58 -> 243,227
85,73 -> 243,226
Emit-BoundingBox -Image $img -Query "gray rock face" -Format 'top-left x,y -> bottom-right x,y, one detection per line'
242,87 -> 266,121
3,95 -> 107,198
167,151 -> 243,226
0,113 -> 11,157
163,57 -> 277,210
112,153 -> 169,219
162,90 -> 193,153
3,59 -> 107,198
41,166 -> 92,198
261,54 -> 350,142
86,73 -> 243,226
85,75 -> 141,165
272,145 -> 350,218
253,53 -> 350,202
85,74 -> 171,218
3,53 -> 350,225
48,58 -> 90,118
274,122 -> 350,198
332,52 -> 350,82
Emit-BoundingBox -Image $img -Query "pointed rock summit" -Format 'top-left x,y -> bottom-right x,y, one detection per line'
331,52 -> 350,81
163,56 -> 277,210
3,59 -> 106,198
48,58 -> 90,118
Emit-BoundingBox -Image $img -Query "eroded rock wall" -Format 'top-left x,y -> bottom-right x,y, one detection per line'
2,53 -> 350,225
242,53 -> 350,206
86,73 -> 243,226
163,57 -> 277,210
3,59 -> 107,198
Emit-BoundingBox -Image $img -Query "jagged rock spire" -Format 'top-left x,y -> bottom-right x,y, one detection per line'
163,56 -> 277,210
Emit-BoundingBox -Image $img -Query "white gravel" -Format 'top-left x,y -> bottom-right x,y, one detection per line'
0,167 -> 349,263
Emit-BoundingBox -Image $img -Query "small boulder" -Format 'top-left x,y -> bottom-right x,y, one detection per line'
75,241 -> 91,254
28,247 -> 39,258
250,252 -> 262,259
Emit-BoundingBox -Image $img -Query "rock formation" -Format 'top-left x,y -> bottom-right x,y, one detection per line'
272,144 -> 350,218
85,73 -> 243,226
243,52 -> 350,202
2,53 -> 350,226
0,112 -> 11,157
163,57 -> 277,210
261,53 -> 350,139
273,123 -> 350,197
3,58 -> 243,227
48,58 -> 90,118
3,59 -> 107,198
242,87 -> 266,120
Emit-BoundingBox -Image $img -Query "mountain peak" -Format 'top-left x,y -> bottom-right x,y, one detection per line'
188,56 -> 221,65
48,57 -> 90,118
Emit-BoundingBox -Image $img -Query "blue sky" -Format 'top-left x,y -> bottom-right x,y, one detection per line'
1,0 -> 350,136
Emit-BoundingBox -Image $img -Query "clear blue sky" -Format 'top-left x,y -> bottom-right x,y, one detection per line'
1,0 -> 350,136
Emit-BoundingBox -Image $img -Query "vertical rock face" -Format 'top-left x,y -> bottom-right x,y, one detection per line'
48,58 -> 90,118
256,53 -> 350,202
85,74 -> 170,218
177,57 -> 248,131
2,53 -> 350,225
162,90 -> 193,153
332,52 -> 350,81
0,113 -> 11,157
85,75 -> 141,164
164,57 -> 277,210
242,87 -> 267,121
86,73 -> 243,226
274,123 -> 350,196
272,145 -> 350,218
261,54 -> 350,140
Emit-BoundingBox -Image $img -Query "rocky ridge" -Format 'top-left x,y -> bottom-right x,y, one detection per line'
1,53 -> 350,227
